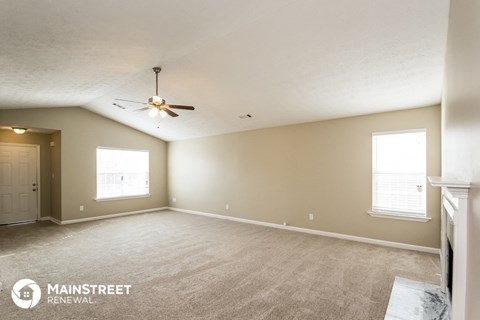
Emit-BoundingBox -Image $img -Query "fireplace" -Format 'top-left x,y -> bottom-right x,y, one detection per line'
445,205 -> 455,301
429,176 -> 470,320
447,238 -> 453,299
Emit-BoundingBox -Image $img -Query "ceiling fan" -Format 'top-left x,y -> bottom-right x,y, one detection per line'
114,67 -> 194,118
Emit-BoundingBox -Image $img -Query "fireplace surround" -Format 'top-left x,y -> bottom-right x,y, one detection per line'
429,176 -> 470,320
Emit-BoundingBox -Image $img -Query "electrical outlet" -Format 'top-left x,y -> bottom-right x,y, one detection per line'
172,197 -> 177,203
80,205 -> 84,212
309,213 -> 314,220
226,203 -> 229,210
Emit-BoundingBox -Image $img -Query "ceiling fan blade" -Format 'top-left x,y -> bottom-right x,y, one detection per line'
115,99 -> 147,105
113,103 -> 126,110
164,108 -> 179,117
168,105 -> 195,110
134,107 -> 150,112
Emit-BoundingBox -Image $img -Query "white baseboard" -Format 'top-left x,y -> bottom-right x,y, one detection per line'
168,207 -> 440,255
40,207 -> 168,225
39,216 -> 62,225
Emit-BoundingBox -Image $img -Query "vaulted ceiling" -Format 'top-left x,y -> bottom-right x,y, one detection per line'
0,0 -> 450,141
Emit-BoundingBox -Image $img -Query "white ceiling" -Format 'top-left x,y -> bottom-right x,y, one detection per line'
0,0 -> 450,141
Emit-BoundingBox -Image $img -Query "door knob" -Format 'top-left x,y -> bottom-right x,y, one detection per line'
32,188 -> 37,191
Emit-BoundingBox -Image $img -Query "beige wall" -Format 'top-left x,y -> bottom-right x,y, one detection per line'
50,131 -> 62,220
442,0 -> 480,317
168,106 -> 441,248
0,130 -> 53,218
0,106 -> 441,248
0,107 -> 168,221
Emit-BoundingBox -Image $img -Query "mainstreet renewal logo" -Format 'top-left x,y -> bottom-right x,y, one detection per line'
46,283 -> 132,304
11,279 -> 132,308
11,279 -> 42,309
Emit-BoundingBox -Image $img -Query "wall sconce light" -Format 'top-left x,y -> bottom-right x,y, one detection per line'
12,127 -> 27,134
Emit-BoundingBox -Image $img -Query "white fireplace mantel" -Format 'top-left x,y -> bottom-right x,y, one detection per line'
428,176 -> 470,320
428,176 -> 470,198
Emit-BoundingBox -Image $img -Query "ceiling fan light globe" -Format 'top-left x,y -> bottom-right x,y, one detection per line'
148,107 -> 159,118
159,110 -> 168,118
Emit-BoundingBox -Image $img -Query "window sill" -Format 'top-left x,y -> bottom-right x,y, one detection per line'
367,211 -> 431,222
95,194 -> 151,202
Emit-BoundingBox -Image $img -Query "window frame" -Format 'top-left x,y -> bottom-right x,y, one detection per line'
95,146 -> 151,201
368,129 -> 431,222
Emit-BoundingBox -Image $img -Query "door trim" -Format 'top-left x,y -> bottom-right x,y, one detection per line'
0,142 -> 41,221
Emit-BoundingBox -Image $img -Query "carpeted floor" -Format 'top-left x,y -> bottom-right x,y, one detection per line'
0,210 -> 440,320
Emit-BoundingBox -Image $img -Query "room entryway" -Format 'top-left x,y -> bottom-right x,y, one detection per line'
0,143 -> 39,224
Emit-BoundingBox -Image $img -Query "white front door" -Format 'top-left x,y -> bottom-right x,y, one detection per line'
0,144 -> 38,224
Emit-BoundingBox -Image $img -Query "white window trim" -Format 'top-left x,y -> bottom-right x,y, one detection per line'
97,146 -> 150,153
367,210 -> 431,222
372,128 -> 427,217
372,128 -> 427,136
94,194 -> 151,202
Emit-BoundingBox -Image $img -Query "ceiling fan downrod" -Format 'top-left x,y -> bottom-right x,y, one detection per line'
153,67 -> 161,97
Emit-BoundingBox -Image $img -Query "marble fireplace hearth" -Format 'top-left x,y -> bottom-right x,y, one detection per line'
385,277 -> 450,320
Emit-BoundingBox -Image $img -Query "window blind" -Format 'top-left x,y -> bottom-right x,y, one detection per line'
96,148 -> 149,199
372,130 -> 426,215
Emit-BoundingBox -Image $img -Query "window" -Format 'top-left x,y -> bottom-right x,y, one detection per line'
96,147 -> 149,200
372,129 -> 426,217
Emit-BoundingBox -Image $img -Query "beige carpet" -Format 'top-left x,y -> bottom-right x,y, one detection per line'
0,210 -> 440,320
